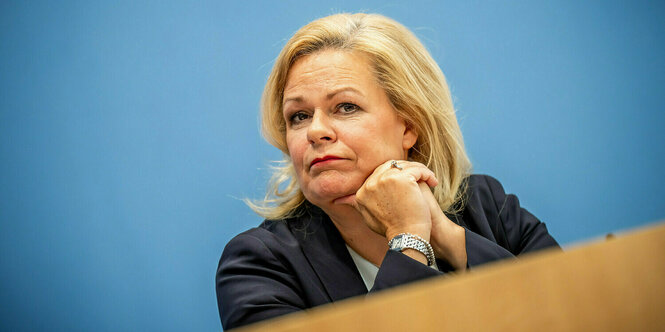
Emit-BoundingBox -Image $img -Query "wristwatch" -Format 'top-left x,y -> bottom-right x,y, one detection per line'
388,233 -> 436,266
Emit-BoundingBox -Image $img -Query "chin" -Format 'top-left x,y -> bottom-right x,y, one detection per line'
306,180 -> 359,205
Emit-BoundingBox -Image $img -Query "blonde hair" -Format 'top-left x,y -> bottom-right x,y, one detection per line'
248,13 -> 471,219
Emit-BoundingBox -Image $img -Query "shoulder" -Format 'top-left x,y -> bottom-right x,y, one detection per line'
462,174 -> 509,212
220,219 -> 300,263
216,215 -> 319,329
466,174 -> 505,198
220,204 -> 324,265
460,174 -> 560,253
454,174 -> 517,248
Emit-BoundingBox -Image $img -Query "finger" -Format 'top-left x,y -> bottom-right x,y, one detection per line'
395,162 -> 438,187
418,182 -> 445,224
412,168 -> 439,187
418,182 -> 440,211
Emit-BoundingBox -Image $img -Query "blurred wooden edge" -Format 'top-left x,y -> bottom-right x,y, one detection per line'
234,222 -> 665,332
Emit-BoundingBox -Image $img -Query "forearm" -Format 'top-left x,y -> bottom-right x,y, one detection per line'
430,220 -> 467,271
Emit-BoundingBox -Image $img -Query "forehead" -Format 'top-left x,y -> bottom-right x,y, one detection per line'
283,50 -> 376,98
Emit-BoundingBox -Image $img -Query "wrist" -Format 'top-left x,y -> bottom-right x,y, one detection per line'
431,222 -> 467,270
400,248 -> 429,265
388,233 -> 436,266
385,225 -> 430,244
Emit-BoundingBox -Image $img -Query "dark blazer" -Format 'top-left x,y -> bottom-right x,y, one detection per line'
216,175 -> 559,330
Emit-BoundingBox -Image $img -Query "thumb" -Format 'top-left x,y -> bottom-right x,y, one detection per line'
419,182 -> 444,223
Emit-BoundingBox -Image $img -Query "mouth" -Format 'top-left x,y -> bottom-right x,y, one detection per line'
310,155 -> 344,168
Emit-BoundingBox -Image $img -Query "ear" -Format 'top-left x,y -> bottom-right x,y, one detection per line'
402,124 -> 418,152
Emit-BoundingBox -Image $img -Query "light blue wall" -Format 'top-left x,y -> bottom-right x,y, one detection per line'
1,1 -> 663,330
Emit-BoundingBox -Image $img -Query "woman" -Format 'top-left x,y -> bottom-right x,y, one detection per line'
217,13 -> 558,330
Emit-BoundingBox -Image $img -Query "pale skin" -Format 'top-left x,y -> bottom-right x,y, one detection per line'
282,49 -> 467,270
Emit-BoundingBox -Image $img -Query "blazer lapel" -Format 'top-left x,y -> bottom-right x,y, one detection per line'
289,204 -> 368,302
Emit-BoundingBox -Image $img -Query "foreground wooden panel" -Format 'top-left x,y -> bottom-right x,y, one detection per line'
236,222 -> 665,332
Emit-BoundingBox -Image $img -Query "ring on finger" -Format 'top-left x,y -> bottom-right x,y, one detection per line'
390,160 -> 403,170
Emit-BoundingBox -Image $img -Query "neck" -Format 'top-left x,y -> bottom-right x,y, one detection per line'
323,205 -> 388,266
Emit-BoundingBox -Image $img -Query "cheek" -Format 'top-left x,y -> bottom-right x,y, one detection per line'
286,135 -> 306,167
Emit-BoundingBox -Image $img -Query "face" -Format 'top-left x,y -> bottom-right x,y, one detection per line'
282,50 -> 417,210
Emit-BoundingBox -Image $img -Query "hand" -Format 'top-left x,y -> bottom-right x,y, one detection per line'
418,182 -> 467,270
335,160 -> 438,242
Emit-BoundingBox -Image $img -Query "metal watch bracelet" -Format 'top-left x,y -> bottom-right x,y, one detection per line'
388,233 -> 436,266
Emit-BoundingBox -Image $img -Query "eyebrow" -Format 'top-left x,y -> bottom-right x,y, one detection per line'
283,87 -> 364,107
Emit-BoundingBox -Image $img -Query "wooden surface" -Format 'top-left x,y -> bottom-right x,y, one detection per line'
235,222 -> 665,332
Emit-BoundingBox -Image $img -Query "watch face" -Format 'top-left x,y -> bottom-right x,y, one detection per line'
390,235 -> 404,249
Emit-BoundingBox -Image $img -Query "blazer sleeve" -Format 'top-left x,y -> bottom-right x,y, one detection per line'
465,175 -> 560,267
371,175 -> 559,290
371,250 -> 443,292
216,232 -> 305,330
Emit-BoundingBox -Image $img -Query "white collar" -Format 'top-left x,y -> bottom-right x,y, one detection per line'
345,244 -> 379,291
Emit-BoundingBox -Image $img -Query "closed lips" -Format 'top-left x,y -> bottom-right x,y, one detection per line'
310,156 -> 343,167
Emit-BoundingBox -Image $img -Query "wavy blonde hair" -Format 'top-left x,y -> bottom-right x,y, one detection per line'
248,13 -> 471,219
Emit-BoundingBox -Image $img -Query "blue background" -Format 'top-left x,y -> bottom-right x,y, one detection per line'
1,1 -> 663,331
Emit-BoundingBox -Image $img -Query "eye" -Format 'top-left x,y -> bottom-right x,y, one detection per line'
337,103 -> 360,114
288,111 -> 310,125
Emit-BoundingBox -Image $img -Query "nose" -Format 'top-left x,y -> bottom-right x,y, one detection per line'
307,110 -> 336,145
